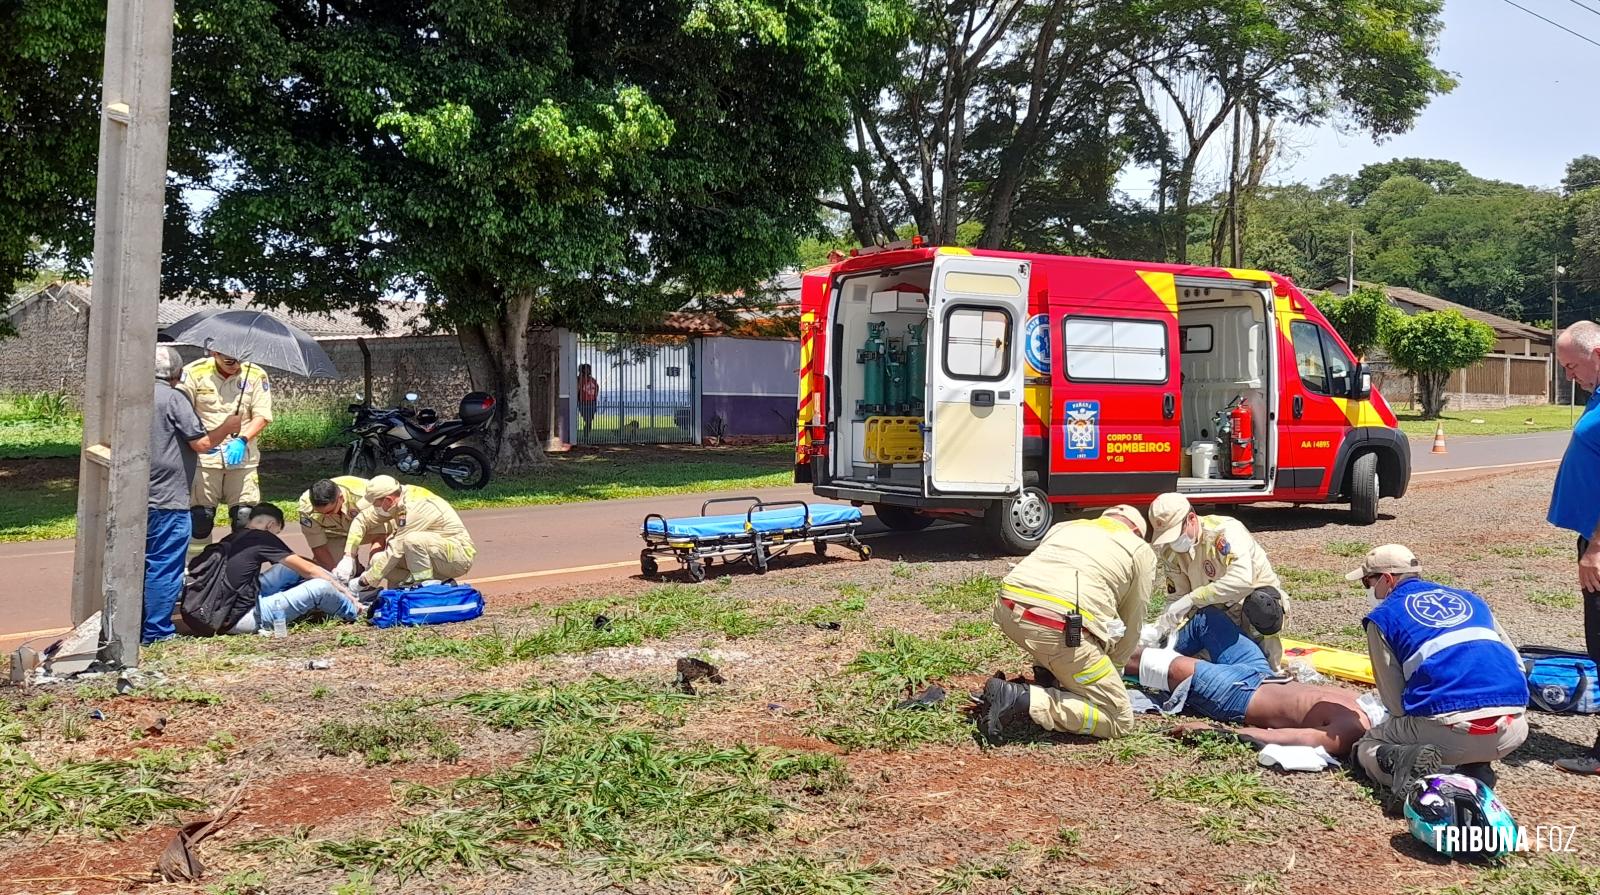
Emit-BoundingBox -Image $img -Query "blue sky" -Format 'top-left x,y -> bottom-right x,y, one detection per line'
1278,1 -> 1600,190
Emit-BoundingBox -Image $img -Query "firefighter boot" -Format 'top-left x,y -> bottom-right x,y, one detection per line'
982,677 -> 1034,741
1032,665 -> 1058,689
1373,743 -> 1443,814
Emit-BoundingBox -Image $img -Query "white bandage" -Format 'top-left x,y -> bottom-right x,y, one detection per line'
1139,648 -> 1180,691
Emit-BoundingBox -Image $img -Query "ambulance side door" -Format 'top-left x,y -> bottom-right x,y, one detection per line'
925,254 -> 1029,496
1048,271 -> 1182,499
1282,318 -> 1356,496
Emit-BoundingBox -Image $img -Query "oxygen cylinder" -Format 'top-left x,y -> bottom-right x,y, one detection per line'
857,321 -> 886,415
1228,398 -> 1255,478
905,322 -> 926,412
885,339 -> 907,412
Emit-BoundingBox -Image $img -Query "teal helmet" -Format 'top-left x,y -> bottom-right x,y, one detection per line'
1404,773 -> 1518,859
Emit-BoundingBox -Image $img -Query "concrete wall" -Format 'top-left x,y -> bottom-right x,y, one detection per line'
0,290 -> 494,414
700,336 -> 797,437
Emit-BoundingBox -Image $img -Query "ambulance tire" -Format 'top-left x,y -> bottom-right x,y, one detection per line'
873,505 -> 934,532
1349,452 -> 1379,525
984,477 -> 1052,556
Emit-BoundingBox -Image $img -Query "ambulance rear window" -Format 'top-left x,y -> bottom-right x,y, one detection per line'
1063,316 -> 1168,383
943,306 -> 1012,380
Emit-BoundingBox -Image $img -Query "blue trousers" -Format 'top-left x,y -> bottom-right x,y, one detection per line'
142,508 -> 193,644
1174,607 -> 1274,722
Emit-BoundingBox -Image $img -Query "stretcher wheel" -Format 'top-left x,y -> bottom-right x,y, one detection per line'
814,541 -> 827,556
640,553 -> 658,578
858,544 -> 873,561
686,560 -> 707,583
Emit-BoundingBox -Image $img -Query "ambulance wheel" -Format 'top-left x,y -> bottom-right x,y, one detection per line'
686,560 -> 707,583
1349,452 -> 1379,525
873,504 -> 934,531
640,553 -> 659,578
985,479 -> 1052,555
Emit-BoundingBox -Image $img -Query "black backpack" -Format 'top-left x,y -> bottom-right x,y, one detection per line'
178,543 -> 255,636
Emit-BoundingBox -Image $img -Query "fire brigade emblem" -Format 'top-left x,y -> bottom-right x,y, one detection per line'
1062,400 -> 1100,460
1023,314 -> 1051,375
1204,560 -> 1217,577
1405,589 -> 1472,629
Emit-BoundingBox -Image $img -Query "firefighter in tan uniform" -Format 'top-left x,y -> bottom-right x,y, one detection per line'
334,475 -> 475,590
296,476 -> 373,570
981,505 -> 1156,741
179,351 -> 273,549
1147,493 -> 1289,673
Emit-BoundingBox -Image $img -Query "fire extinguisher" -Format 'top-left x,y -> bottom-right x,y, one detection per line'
1227,395 -> 1254,478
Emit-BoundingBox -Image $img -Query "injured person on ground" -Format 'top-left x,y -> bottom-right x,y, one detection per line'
1128,606 -> 1372,758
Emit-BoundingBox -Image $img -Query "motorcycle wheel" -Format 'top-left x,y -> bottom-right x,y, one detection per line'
437,445 -> 492,491
343,441 -> 379,478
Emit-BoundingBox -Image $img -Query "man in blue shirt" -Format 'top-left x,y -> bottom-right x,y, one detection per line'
1351,545 -> 1528,806
1549,320 -> 1600,774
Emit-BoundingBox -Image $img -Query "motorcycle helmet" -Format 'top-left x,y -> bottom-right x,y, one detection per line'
416,407 -> 439,427
1404,773 -> 1518,859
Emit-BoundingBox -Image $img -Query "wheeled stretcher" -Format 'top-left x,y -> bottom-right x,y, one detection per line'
640,497 -> 871,581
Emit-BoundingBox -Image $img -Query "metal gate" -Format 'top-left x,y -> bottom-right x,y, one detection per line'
574,334 -> 697,444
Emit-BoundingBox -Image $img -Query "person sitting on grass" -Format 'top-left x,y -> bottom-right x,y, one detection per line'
180,503 -> 363,636
1128,606 -> 1372,758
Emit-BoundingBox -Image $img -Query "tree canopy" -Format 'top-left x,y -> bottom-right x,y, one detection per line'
1382,310 -> 1495,419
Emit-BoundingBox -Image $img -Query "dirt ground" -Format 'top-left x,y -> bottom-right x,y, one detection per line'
3,466 -> 1599,895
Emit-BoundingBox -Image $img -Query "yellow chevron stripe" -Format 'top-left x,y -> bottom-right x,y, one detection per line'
1137,271 -> 1179,318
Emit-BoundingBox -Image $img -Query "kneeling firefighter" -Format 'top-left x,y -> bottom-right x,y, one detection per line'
983,505 -> 1156,740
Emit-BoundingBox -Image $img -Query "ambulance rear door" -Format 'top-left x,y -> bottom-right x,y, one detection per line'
925,253 -> 1030,496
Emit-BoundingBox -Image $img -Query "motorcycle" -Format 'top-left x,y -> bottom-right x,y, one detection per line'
342,391 -> 496,490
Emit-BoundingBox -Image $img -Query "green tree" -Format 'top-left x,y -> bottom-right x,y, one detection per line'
0,0 -> 104,307
168,0 -> 906,470
1381,310 -> 1495,419
1563,154 -> 1600,196
1320,285 -> 1399,358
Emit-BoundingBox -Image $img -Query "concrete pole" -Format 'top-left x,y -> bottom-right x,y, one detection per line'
70,0 -> 177,669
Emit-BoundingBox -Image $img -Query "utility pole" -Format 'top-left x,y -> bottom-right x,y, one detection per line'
1552,260 -> 1563,404
1348,230 -> 1356,292
70,0 -> 177,669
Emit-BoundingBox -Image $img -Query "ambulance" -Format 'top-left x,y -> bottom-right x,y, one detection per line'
793,240 -> 1411,554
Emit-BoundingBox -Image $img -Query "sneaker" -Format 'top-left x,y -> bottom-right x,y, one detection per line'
982,676 -> 1033,741
1374,743 -> 1443,814
1554,733 -> 1600,775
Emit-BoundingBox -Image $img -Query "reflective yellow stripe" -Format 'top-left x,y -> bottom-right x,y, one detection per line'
1074,657 -> 1115,686
1080,704 -> 1100,736
1002,583 -> 1100,622
797,311 -> 816,462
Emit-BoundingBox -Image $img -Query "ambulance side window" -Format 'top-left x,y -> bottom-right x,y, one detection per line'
1062,316 -> 1168,383
1290,321 -> 1352,396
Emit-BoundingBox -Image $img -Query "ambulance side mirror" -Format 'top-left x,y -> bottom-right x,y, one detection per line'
1349,363 -> 1372,399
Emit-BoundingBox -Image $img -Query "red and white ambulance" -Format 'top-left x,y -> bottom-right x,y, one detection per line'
793,241 -> 1411,553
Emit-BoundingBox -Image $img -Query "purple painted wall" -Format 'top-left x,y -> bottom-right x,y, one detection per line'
702,394 -> 796,437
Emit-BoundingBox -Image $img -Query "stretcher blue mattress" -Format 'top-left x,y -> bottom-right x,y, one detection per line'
644,504 -> 862,539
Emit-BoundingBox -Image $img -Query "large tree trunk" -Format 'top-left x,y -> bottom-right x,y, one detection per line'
474,290 -> 547,472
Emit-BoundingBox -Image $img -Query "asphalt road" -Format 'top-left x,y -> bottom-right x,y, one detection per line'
0,429 -> 1573,653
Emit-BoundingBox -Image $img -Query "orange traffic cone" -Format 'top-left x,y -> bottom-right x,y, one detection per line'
1431,422 -> 1447,454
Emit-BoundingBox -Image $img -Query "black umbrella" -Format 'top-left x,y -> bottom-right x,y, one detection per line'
162,308 -> 340,379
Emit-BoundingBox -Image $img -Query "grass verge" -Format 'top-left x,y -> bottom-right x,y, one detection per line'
0,746 -> 203,836
1394,404 -> 1576,438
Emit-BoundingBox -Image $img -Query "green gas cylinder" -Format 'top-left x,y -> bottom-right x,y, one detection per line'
885,340 -> 907,412
905,322 -> 926,412
857,321 -> 886,414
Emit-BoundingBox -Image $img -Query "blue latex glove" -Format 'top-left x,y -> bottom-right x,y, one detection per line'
222,436 -> 248,467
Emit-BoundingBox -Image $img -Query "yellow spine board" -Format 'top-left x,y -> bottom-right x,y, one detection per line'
1279,637 -> 1375,685
863,416 -> 924,464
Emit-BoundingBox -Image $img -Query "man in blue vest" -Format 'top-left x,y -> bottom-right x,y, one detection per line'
1350,545 -> 1528,806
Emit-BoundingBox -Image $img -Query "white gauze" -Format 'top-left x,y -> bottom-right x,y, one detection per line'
1139,648 -> 1180,691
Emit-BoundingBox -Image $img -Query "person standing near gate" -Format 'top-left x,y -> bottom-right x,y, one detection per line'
180,348 -> 273,551
1549,320 -> 1600,775
577,363 -> 599,443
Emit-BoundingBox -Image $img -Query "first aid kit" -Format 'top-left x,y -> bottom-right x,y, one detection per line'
369,582 -> 484,629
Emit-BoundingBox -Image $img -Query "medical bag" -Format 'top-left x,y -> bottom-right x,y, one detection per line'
369,582 -> 484,629
1521,646 -> 1599,714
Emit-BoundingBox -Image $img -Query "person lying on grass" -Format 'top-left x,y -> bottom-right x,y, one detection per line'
1127,606 -> 1372,758
180,503 -> 364,636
